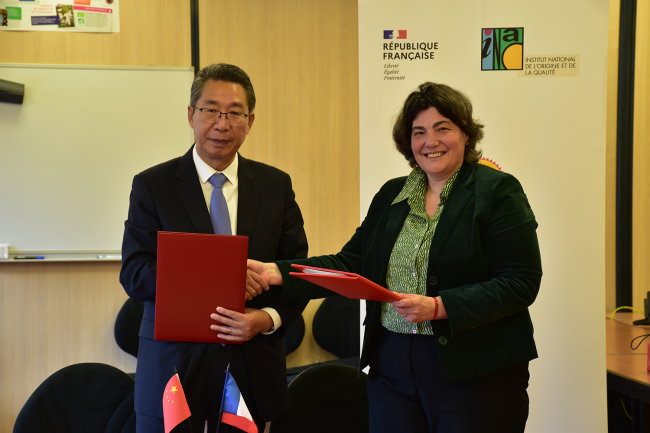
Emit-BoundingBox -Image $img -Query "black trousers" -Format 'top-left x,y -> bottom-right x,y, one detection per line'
135,338 -> 266,433
367,327 -> 529,433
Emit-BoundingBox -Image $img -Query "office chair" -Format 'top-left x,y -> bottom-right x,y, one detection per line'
284,314 -> 305,355
312,296 -> 360,363
13,363 -> 136,433
286,297 -> 360,381
114,298 -> 145,359
270,364 -> 369,433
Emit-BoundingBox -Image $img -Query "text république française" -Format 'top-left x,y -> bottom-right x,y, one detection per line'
383,42 -> 438,61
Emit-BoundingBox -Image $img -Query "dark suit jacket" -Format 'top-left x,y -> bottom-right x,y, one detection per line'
277,162 -> 542,381
119,146 -> 308,420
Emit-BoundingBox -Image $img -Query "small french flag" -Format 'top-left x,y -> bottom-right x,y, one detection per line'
221,370 -> 258,433
383,30 -> 407,39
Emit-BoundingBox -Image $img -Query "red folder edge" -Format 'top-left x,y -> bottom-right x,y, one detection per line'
289,264 -> 402,303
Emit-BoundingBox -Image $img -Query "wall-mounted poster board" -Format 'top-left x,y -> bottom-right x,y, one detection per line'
0,64 -> 194,258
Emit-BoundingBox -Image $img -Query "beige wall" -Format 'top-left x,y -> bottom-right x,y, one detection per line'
0,1 -> 358,430
605,0 -> 620,312
197,0 -> 360,259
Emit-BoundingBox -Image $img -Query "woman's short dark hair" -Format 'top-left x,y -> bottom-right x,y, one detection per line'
392,82 -> 484,167
189,63 -> 256,113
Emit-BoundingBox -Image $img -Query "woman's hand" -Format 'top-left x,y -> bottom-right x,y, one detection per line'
392,294 -> 447,323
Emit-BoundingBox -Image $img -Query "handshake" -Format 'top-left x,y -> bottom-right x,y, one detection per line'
244,259 -> 283,301
243,260 -> 446,325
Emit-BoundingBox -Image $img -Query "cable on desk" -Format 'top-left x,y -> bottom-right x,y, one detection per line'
610,306 -> 644,320
630,333 -> 650,350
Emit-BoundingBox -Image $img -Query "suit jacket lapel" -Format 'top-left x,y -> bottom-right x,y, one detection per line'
236,154 -> 261,237
175,146 -> 214,234
428,162 -> 476,265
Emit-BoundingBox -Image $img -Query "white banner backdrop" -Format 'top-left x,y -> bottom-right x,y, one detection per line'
359,1 -> 608,431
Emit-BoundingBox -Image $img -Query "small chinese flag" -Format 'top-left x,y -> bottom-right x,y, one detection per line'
162,373 -> 191,433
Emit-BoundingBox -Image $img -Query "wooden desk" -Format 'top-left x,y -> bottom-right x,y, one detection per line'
606,314 -> 650,355
606,313 -> 650,432
608,355 -> 650,388
606,313 -> 650,394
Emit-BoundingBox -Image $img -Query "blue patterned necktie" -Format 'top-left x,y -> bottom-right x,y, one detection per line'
208,173 -> 232,235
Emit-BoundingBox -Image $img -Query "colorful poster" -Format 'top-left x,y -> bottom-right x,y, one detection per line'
481,27 -> 524,70
0,0 -> 119,32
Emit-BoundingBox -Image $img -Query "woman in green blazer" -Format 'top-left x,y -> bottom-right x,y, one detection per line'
249,82 -> 542,432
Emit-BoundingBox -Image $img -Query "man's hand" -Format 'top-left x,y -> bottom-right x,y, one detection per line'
246,259 -> 284,290
245,269 -> 269,300
210,307 -> 274,342
392,294 -> 447,323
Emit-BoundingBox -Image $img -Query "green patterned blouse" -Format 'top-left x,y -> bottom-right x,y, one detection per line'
380,166 -> 460,335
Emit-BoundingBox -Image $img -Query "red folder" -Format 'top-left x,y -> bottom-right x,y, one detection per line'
289,264 -> 402,303
155,231 -> 248,344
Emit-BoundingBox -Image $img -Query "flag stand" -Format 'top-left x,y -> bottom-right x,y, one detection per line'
176,366 -> 194,433
215,363 -> 230,433
162,366 -> 193,433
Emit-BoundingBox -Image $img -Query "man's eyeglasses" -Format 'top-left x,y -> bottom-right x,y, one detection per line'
193,107 -> 249,126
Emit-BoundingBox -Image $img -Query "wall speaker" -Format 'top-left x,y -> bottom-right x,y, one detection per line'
0,79 -> 25,104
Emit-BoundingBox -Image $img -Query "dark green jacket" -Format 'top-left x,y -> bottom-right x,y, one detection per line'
277,162 -> 542,381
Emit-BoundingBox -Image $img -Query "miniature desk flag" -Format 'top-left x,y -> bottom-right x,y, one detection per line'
218,367 -> 257,433
162,372 -> 191,433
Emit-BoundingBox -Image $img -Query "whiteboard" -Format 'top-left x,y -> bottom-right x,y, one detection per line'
0,64 -> 194,254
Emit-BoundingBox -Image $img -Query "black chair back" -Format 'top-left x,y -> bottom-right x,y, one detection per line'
312,296 -> 360,358
271,364 -> 369,433
13,363 -> 135,433
284,314 -> 305,355
114,298 -> 144,358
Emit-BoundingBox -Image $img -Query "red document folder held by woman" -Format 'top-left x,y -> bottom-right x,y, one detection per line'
289,264 -> 402,302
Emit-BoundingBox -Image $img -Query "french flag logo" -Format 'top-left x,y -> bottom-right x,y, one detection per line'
384,30 -> 407,39
221,371 -> 258,433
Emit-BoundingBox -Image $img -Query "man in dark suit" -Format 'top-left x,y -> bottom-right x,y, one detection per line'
120,63 -> 308,432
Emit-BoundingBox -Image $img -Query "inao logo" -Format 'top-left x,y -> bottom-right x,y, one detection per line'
384,30 -> 407,39
481,28 -> 523,70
